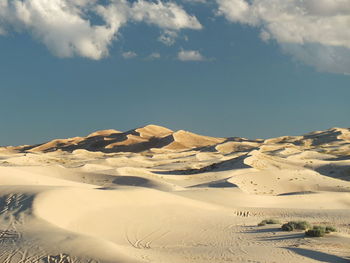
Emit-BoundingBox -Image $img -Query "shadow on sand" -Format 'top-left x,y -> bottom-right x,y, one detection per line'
315,164 -> 350,182
153,154 -> 251,175
285,247 -> 349,263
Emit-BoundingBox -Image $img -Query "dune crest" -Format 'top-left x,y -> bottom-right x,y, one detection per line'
87,129 -> 122,137
7,125 -> 227,153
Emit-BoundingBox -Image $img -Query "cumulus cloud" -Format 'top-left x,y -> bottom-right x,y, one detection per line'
0,0 -> 202,60
178,49 -> 206,61
129,0 -> 202,30
216,0 -> 350,74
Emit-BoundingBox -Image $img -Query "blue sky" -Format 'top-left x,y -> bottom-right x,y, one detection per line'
0,0 -> 349,146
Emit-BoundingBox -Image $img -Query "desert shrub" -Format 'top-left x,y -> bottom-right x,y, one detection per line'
325,226 -> 337,233
281,223 -> 294,231
295,221 -> 312,230
281,221 -> 312,231
258,219 -> 281,226
305,226 -> 326,237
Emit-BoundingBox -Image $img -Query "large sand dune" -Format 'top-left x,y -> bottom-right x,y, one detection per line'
0,125 -> 349,262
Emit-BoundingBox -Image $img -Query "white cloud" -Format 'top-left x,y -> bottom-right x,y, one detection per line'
128,0 -> 202,30
217,0 -> 258,25
122,51 -> 137,59
281,43 -> 350,75
178,49 -> 206,61
0,0 -> 122,59
0,0 -> 202,60
182,0 -> 207,4
148,52 -> 161,59
216,0 -> 350,74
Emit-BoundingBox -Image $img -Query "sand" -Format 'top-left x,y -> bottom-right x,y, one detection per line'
0,125 -> 349,263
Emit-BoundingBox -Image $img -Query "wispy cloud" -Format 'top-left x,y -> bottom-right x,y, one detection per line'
148,52 -> 161,60
182,0 -> 207,4
177,50 -> 206,61
216,0 -> 350,74
122,51 -> 137,59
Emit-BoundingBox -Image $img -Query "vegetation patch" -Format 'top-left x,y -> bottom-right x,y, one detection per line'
258,219 -> 281,226
325,226 -> 337,233
281,223 -> 294,231
280,221 -> 337,237
305,226 -> 326,237
256,219 -> 337,238
281,221 -> 312,231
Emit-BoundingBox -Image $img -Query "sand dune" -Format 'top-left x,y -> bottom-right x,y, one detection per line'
0,126 -> 350,262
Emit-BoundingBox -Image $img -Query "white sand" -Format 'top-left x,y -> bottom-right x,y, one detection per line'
0,125 -> 349,262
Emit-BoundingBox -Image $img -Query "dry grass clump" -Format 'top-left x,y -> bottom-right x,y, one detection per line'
305,226 -> 326,237
325,226 -> 337,233
279,220 -> 337,237
258,219 -> 281,226
281,221 -> 312,231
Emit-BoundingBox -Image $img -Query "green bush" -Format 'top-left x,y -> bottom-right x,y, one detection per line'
258,219 -> 281,226
325,226 -> 337,233
281,223 -> 294,231
293,221 -> 312,230
280,220 -> 337,237
305,226 -> 326,237
281,221 -> 312,231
